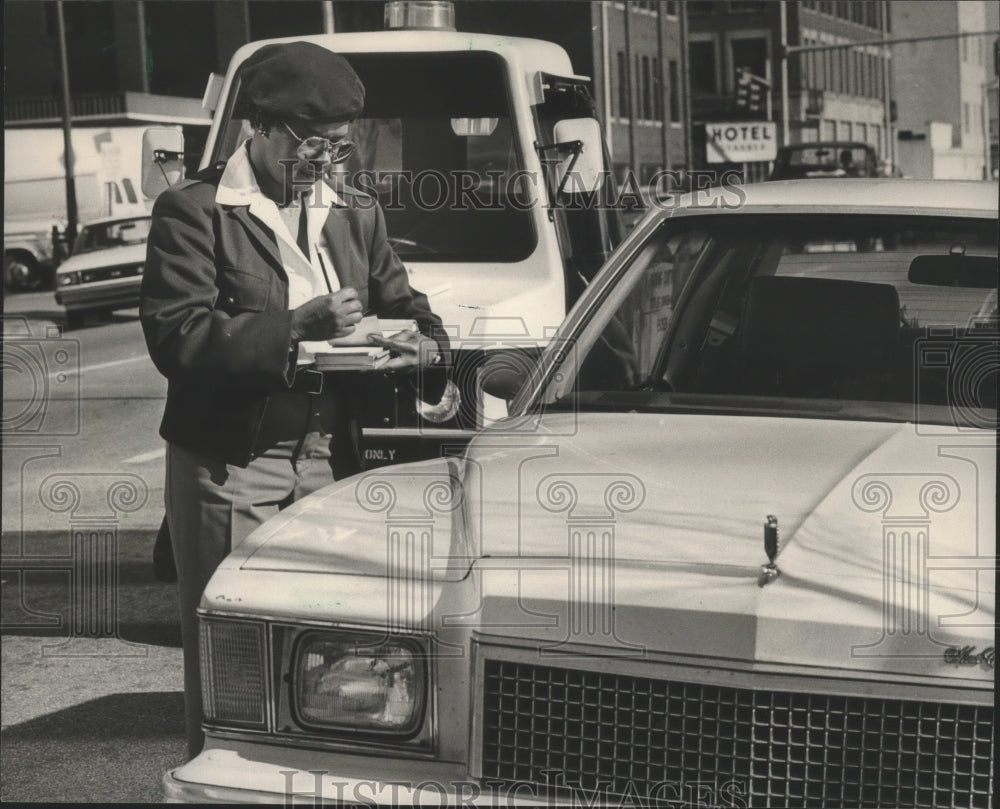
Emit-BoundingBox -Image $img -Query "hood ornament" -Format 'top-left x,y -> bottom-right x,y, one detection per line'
758,514 -> 781,587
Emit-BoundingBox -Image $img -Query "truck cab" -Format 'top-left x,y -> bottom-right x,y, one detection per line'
145,13 -> 624,465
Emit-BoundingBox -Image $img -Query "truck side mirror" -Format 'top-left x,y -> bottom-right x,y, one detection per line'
552,118 -> 605,195
141,128 -> 185,198
479,347 -> 542,400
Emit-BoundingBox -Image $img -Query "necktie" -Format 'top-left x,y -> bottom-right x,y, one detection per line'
296,198 -> 310,260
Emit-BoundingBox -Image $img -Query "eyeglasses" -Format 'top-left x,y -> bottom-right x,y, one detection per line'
283,122 -> 356,163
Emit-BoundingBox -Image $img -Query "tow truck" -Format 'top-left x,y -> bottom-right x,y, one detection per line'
141,0 -> 625,469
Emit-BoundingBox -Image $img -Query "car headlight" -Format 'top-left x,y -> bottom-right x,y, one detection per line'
293,632 -> 425,736
57,272 -> 80,286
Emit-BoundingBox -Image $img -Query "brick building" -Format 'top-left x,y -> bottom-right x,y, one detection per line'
688,0 -> 893,177
891,0 -> 998,179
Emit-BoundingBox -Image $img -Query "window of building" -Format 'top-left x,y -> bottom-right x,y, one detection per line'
690,40 -> 719,94
665,1 -> 679,17
856,122 -> 867,144
146,1 -> 218,96
688,2 -> 718,15
668,59 -> 680,122
841,121 -> 852,140
46,2 -> 117,94
822,119 -> 836,139
731,36 -> 768,84
851,1 -> 864,24
635,54 -> 643,118
617,50 -> 630,119
871,123 -> 881,151
652,57 -> 663,120
646,55 -> 655,119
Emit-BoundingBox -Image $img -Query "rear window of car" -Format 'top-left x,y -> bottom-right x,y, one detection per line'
557,214 -> 997,427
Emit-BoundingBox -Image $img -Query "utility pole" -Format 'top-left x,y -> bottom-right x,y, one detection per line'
880,2 -> 892,173
55,0 -> 79,245
623,2 -> 636,176
679,0 -> 693,174
780,1 -> 790,147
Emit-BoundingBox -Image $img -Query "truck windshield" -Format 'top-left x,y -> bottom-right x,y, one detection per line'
213,50 -> 535,263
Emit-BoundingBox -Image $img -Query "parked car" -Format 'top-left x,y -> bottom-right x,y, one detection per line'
165,180 -> 996,806
769,141 -> 879,180
54,214 -> 150,328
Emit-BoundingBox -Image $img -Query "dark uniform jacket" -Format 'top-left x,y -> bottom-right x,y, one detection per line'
140,165 -> 448,467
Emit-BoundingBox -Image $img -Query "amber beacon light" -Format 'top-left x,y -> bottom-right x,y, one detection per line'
384,1 -> 456,30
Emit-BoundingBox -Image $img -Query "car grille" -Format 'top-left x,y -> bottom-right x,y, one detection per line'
480,659 -> 993,808
80,263 -> 143,283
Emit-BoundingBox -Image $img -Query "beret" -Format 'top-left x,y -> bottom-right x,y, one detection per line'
240,42 -> 364,124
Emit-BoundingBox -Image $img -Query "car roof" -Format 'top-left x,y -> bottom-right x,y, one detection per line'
663,179 -> 998,218
779,141 -> 872,150
80,213 -> 152,229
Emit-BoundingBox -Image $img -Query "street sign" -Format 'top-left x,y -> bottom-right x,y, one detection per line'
705,122 -> 777,163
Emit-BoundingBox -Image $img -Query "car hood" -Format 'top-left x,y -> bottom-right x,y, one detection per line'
56,243 -> 146,273
212,412 -> 994,681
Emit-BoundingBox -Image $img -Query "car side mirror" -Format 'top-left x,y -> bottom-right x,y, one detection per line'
552,118 -> 605,195
141,128 -> 185,198
479,347 -> 542,400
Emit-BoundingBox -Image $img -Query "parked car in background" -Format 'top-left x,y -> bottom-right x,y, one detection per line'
770,141 -> 879,180
54,214 -> 150,328
165,180 -> 995,806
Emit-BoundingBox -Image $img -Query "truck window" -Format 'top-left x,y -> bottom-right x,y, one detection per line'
213,50 -> 535,263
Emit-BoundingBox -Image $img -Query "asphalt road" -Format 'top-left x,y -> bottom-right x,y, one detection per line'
2,290 -> 185,803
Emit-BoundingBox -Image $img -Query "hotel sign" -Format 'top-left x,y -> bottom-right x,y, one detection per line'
705,122 -> 777,163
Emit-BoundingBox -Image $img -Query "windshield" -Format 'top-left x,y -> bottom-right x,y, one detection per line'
214,50 -> 535,262
775,144 -> 874,178
549,214 -> 997,427
72,217 -> 151,255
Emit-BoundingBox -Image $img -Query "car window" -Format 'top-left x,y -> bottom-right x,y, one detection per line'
557,214 -> 997,427
73,218 -> 152,254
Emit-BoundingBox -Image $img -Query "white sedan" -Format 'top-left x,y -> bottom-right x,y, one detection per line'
166,180 -> 996,807
54,214 -> 150,328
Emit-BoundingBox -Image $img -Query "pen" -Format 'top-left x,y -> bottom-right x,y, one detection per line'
315,243 -> 334,293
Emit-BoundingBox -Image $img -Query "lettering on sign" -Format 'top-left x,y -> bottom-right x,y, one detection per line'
705,121 -> 777,164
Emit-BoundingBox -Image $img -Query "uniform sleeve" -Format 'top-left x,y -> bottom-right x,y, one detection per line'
140,184 -> 298,389
365,202 -> 451,403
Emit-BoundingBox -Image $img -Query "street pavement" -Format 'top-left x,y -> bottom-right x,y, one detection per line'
2,290 -> 186,802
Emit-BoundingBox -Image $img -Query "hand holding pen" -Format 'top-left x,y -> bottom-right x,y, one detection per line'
290,286 -> 363,342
